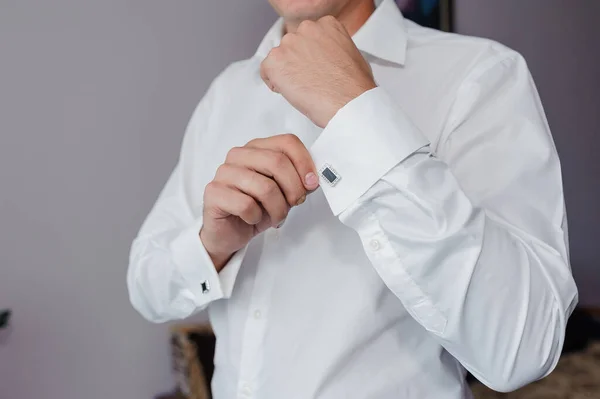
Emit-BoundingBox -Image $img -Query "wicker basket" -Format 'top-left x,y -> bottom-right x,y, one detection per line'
170,324 -> 216,399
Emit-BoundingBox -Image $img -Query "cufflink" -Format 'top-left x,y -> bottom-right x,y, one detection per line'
319,164 -> 341,186
201,280 -> 210,294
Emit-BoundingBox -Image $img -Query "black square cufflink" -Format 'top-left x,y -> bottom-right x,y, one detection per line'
319,164 -> 341,186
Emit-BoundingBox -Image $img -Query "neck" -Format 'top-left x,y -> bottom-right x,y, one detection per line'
285,0 -> 375,36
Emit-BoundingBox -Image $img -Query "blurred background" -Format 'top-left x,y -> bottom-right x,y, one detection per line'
1,0 -> 599,398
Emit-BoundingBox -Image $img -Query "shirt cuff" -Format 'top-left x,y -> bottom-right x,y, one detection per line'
169,217 -> 247,304
310,87 -> 429,215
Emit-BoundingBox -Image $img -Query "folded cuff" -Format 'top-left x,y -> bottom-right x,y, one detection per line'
169,217 -> 246,305
310,87 -> 429,215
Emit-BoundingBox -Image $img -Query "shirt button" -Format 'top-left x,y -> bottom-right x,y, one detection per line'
270,228 -> 280,240
253,310 -> 262,319
370,239 -> 381,251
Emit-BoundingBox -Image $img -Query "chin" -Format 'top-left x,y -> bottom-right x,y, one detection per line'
269,0 -> 337,21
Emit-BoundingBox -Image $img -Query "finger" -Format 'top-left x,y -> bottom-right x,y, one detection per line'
246,134 -> 319,191
226,146 -> 306,206
280,32 -> 297,46
203,182 -> 263,225
215,164 -> 289,228
318,15 -> 353,45
296,19 -> 317,35
260,48 -> 280,93
319,15 -> 347,34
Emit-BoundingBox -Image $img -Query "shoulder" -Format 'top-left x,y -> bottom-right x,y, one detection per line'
405,20 -> 529,84
182,55 -> 265,147
210,57 -> 262,96
187,56 -> 262,124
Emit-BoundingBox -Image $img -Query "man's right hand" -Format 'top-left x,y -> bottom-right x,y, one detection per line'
200,134 -> 320,272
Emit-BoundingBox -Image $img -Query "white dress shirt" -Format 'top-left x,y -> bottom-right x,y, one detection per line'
128,0 -> 578,397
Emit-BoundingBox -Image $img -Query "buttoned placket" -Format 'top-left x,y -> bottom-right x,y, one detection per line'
236,106 -> 301,398
236,230 -> 279,399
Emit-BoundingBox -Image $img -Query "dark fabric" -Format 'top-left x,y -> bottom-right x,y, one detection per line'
0,309 -> 11,329
190,331 -> 216,398
561,307 -> 600,354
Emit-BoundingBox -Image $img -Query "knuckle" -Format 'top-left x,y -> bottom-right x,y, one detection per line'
215,163 -> 228,177
260,58 -> 274,79
277,206 -> 290,222
262,179 -> 279,197
226,146 -> 242,162
204,181 -> 219,200
298,19 -> 315,32
271,151 -> 288,169
240,196 -> 256,214
281,133 -> 301,146
319,15 -> 337,24
280,33 -> 294,46
259,59 -> 269,76
260,57 -> 270,72
267,46 -> 282,61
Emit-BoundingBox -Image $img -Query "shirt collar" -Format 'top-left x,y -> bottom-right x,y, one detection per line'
255,0 -> 408,66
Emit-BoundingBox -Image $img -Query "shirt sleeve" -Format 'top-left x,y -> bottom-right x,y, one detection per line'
310,55 -> 578,392
127,82 -> 246,323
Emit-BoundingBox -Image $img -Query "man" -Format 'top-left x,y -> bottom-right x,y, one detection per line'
127,0 -> 578,397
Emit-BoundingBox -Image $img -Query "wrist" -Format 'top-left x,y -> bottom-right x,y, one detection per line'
199,229 -> 234,273
211,252 -> 234,273
328,81 -> 377,125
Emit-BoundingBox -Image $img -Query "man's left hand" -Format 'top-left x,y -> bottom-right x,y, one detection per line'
261,16 -> 377,128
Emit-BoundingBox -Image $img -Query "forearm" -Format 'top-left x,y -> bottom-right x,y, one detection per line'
128,222 -> 244,323
340,152 -> 577,391
439,214 -> 573,391
127,168 -> 247,323
128,234 -> 202,323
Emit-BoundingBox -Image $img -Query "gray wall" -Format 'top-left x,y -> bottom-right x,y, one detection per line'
0,1 -> 276,398
455,0 -> 600,306
1,0 -> 599,398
